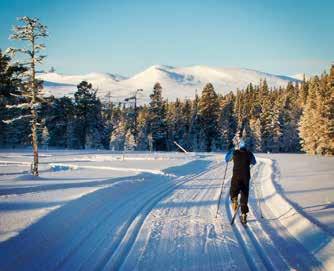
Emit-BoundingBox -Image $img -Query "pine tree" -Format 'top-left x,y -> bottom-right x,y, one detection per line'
0,49 -> 29,147
124,129 -> 136,151
45,96 -> 72,148
198,83 -> 220,151
136,105 -> 149,150
6,17 -> 48,175
250,118 -> 262,151
241,119 -> 257,151
110,117 -> 126,151
147,82 -> 167,151
278,87 -> 301,152
219,93 -> 237,150
101,97 -> 115,150
74,81 -> 104,149
298,75 -> 309,106
314,69 -> 334,154
181,99 -> 192,150
326,65 -> 334,154
189,93 -> 201,151
166,99 -> 186,151
299,76 -> 321,154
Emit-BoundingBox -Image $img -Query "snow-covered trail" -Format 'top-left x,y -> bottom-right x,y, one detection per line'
119,158 -> 325,271
119,159 -> 248,271
0,154 -> 330,271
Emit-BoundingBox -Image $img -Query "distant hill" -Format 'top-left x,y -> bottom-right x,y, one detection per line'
38,65 -> 299,103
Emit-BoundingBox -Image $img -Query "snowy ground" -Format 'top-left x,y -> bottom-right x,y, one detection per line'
0,150 -> 333,270
259,154 -> 334,235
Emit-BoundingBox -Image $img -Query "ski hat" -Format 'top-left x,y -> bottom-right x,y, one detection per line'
239,139 -> 246,149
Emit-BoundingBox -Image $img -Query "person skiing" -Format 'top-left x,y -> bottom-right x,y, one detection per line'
225,139 -> 256,224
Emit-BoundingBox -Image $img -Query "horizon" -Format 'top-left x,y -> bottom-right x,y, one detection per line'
1,0 -> 333,77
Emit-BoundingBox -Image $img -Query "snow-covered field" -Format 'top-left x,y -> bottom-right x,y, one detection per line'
0,150 -> 333,270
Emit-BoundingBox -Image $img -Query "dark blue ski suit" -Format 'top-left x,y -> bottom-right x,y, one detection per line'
225,147 -> 256,214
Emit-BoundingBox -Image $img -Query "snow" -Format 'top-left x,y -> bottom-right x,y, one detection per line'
0,150 -> 333,270
37,65 -> 299,102
291,73 -> 312,81
255,156 -> 334,270
260,154 -> 334,235
2,114 -> 32,124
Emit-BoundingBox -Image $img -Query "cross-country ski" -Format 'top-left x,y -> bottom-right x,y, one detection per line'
230,203 -> 240,225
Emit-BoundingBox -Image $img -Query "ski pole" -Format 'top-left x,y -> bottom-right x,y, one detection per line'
215,161 -> 228,218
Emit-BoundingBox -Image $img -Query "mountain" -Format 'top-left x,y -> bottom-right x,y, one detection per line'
38,65 -> 299,103
291,73 -> 312,81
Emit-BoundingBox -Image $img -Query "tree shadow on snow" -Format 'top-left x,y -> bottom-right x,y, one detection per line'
0,159 -> 213,270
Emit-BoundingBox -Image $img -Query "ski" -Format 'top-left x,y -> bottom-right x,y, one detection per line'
240,216 -> 248,226
230,204 -> 240,225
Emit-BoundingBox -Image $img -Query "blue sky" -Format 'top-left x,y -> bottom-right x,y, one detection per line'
0,0 -> 333,76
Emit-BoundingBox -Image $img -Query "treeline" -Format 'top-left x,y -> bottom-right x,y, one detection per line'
0,50 -> 333,154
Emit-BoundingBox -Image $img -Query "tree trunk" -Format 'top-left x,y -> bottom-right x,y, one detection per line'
31,35 -> 39,176
31,109 -> 39,176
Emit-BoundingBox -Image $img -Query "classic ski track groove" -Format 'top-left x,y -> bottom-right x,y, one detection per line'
224,163 -> 288,271
121,161 -> 249,271
0,161 -> 219,271
54,177 -> 173,271
101,161 -> 224,270
1,157 -> 324,271
56,161 -> 223,271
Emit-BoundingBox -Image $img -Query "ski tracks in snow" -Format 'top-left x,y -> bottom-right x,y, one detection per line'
119,157 -> 326,271
0,156 -> 327,271
120,160 -> 247,271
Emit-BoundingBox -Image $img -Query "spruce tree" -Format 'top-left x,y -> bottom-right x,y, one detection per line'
147,82 -> 167,151
279,87 -> 301,152
110,117 -> 126,151
45,96 -> 73,148
136,105 -> 149,150
299,76 -> 321,154
74,81 -> 104,149
124,129 -> 136,151
181,99 -> 192,150
219,93 -> 237,150
189,94 -> 201,151
198,83 -> 220,151
0,49 -> 29,147
314,69 -> 334,154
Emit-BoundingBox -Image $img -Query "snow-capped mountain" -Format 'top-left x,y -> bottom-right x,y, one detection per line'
38,65 -> 299,103
291,73 -> 312,81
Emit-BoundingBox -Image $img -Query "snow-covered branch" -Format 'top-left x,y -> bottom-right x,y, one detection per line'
6,103 -> 31,110
35,44 -> 46,51
35,55 -> 46,63
2,114 -> 32,124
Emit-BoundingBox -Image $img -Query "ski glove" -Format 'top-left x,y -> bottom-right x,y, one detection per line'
250,153 -> 256,165
225,149 -> 234,162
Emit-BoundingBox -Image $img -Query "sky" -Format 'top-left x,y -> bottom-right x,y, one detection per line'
0,0 -> 333,77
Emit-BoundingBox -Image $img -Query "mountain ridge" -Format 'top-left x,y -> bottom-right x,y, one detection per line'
38,65 -> 300,102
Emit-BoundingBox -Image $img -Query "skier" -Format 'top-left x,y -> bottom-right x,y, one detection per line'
225,139 -> 256,224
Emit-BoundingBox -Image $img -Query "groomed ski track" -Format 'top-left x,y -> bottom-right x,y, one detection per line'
0,155 -> 326,271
